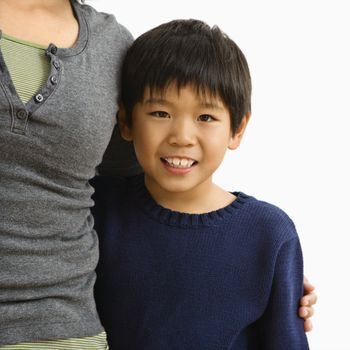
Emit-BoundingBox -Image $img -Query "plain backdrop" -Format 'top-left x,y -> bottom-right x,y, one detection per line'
89,1 -> 350,349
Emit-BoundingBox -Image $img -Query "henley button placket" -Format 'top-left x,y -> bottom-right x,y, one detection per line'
50,75 -> 58,85
53,60 -> 60,70
12,108 -> 30,134
34,94 -> 44,103
50,44 -> 58,55
8,42 -> 63,134
16,109 -> 28,120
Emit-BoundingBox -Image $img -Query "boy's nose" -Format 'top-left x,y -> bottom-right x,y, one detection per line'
167,119 -> 196,147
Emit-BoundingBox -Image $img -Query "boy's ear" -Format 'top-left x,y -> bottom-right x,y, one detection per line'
117,104 -> 133,142
228,112 -> 251,150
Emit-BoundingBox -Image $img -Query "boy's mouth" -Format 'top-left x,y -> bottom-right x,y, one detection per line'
161,157 -> 197,169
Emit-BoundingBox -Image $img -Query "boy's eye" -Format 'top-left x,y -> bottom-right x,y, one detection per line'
150,111 -> 170,118
197,114 -> 214,122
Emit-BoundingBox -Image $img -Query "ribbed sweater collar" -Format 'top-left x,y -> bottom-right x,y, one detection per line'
130,175 -> 251,228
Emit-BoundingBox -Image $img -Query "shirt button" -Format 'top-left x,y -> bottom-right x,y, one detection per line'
50,44 -> 58,55
50,75 -> 58,85
34,94 -> 44,103
16,109 -> 28,120
53,61 -> 60,70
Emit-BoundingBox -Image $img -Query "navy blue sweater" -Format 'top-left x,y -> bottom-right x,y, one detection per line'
92,175 -> 309,350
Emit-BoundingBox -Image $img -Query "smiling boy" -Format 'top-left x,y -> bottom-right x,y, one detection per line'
126,84 -> 248,214
92,19 -> 309,349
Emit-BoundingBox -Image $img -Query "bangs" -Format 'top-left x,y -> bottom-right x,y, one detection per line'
121,19 -> 251,133
127,30 -> 231,106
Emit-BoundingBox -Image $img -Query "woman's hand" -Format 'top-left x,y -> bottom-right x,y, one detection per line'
299,276 -> 317,332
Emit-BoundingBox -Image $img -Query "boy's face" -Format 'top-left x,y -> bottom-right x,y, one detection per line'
120,83 -> 248,199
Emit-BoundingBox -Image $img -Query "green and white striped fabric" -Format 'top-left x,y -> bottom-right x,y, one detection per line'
0,33 -> 51,104
0,332 -> 109,349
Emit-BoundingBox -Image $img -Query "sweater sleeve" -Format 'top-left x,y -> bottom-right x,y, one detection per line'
256,236 -> 309,350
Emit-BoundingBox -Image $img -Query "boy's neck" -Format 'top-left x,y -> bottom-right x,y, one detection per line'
144,175 -> 236,214
0,0 -> 78,48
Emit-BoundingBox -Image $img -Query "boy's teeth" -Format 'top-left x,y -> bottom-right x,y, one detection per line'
164,157 -> 195,168
180,159 -> 187,166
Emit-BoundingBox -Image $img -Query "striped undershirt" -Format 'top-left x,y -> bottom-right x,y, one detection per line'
0,332 -> 109,350
0,33 -> 51,104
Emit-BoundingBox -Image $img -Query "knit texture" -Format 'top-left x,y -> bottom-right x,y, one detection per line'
92,175 -> 309,350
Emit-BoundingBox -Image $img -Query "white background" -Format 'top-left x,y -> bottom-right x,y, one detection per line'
90,1 -> 350,349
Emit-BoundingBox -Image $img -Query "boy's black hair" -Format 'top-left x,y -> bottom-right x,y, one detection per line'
121,19 -> 251,135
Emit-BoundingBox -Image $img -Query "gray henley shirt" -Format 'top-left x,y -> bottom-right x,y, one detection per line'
0,1 -> 139,344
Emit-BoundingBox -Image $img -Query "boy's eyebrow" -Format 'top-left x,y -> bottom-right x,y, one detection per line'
143,98 -> 170,105
143,98 -> 225,110
199,101 -> 225,111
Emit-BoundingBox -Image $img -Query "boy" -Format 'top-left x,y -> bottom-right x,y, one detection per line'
92,19 -> 309,349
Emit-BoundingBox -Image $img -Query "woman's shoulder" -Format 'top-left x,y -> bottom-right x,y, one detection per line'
76,1 -> 133,43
